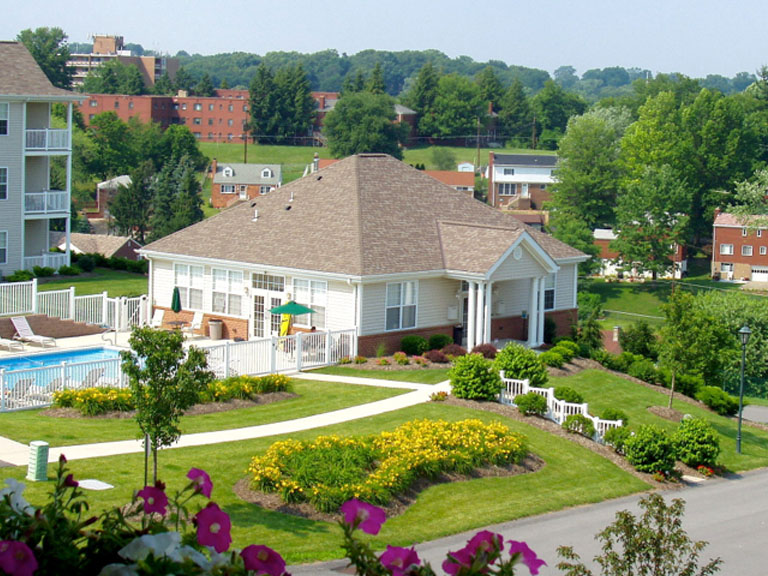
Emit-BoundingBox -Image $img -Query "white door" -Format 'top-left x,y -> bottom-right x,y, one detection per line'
751,268 -> 768,282
252,294 -> 283,338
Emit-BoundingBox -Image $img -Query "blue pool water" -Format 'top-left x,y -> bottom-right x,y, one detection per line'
0,347 -> 122,372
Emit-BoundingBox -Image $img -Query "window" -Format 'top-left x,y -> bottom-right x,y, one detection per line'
128,101 -> 134,109
742,228 -> 748,237
502,168 -> 515,175
181,103 -> 187,110
173,264 -> 203,310
89,114 -> 95,121
293,279 -> 327,328
540,184 -> 547,190
227,119 -> 233,126
720,243 -> 734,255
261,168 -> 272,179
498,183 -> 517,196
544,273 -> 556,311
228,104 -> 233,112
208,118 -> 214,125
252,273 -> 284,292
759,230 -> 764,238
386,281 -> 417,331
208,104 -> 214,111
742,245 -> 753,256
89,100 -> 98,108
113,101 -> 119,109
212,269 -> 243,316
193,132 -> 201,139
0,168 -> 7,200
761,246 -> 767,256
259,185 -> 271,195
720,262 -> 733,273
193,117 -> 201,125
193,103 -> 202,111
221,184 -> 235,194
0,103 -> 7,135
0,231 -> 6,264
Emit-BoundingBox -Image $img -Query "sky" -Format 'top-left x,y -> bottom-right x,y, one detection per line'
4,0 -> 767,79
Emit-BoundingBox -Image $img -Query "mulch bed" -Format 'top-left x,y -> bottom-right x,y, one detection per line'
343,356 -> 450,371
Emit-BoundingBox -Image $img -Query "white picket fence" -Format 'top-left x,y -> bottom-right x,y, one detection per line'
0,328 -> 358,412
499,371 -> 623,441
0,278 -> 147,331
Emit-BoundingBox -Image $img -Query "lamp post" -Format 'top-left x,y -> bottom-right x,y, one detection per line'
737,324 -> 751,454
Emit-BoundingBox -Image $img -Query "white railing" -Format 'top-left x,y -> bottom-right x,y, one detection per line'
25,190 -> 69,214
25,129 -> 69,151
499,372 -> 623,442
37,288 -> 72,320
0,280 -> 36,316
23,253 -> 69,272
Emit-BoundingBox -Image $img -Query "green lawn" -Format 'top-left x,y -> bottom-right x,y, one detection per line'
552,369 -> 768,472
0,380 -> 406,446
309,365 -> 451,384
36,267 -> 148,298
0,401 -> 648,563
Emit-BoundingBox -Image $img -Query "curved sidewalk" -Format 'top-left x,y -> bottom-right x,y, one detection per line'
0,374 -> 449,466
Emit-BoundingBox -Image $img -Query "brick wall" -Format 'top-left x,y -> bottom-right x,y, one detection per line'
0,315 -> 105,339
155,308 -> 249,340
358,324 -> 456,357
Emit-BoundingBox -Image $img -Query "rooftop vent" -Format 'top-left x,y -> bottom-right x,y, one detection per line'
285,205 -> 292,211
252,209 -> 259,222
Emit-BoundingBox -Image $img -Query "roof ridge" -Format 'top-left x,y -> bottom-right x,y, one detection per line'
438,219 -> 521,232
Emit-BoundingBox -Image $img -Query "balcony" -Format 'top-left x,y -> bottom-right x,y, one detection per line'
25,190 -> 69,215
24,252 -> 69,272
25,129 -> 70,152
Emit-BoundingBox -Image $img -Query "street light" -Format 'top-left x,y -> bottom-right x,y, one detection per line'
736,324 -> 751,454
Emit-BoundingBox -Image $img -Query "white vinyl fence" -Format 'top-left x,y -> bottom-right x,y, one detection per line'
499,371 -> 623,441
0,329 -> 358,412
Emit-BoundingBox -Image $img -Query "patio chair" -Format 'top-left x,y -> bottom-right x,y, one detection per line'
149,309 -> 165,329
0,337 -> 24,352
80,367 -> 106,388
10,317 -> 56,348
183,312 -> 204,339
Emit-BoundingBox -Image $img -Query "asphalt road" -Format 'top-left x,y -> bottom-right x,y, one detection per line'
291,468 -> 768,575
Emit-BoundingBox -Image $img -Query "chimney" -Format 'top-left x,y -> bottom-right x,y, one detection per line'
313,153 -> 319,173
210,158 -> 217,179
613,326 -> 621,343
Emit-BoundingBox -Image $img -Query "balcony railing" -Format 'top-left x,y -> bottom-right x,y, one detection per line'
23,252 -> 69,272
25,190 -> 69,214
25,129 -> 69,151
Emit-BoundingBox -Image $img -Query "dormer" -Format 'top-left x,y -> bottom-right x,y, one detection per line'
261,168 -> 273,179
223,166 -> 234,177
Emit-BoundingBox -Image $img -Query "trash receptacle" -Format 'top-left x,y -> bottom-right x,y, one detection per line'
208,319 -> 223,340
27,441 -> 49,482
452,325 -> 463,346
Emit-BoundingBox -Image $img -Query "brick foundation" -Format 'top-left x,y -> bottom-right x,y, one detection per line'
358,325 -> 456,357
546,309 -> 578,339
155,308 -> 249,340
0,315 -> 105,340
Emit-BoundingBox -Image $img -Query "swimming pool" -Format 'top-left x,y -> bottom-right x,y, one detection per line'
0,347 -> 122,371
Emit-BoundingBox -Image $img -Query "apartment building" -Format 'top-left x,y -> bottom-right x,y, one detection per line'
0,42 -> 79,278
712,209 -> 768,281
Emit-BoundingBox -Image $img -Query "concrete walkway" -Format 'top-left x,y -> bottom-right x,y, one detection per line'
0,373 -> 449,466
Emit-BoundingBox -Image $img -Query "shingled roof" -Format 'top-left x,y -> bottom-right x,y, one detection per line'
143,154 -> 584,277
0,42 -> 78,100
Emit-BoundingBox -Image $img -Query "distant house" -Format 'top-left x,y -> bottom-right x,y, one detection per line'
487,153 -> 556,211
593,228 -> 687,279
458,162 -> 475,173
712,209 -> 768,281
141,154 -> 588,352
51,232 -> 142,261
425,170 -> 475,195
210,159 -> 282,209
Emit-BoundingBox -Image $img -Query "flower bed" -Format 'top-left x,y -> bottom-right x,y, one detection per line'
248,419 -> 527,513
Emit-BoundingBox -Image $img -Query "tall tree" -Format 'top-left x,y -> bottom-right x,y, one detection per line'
428,74 -> 485,139
341,69 -> 366,95
17,27 -> 73,89
366,63 -> 386,95
152,72 -> 175,95
532,80 -> 588,149
87,112 -> 136,179
173,66 -> 195,93
81,59 -> 145,95
110,160 -> 155,243
475,66 -> 504,111
194,72 -> 215,96
169,157 -> 205,232
249,64 -> 279,143
402,62 -> 440,137
324,92 -> 407,159
547,211 -> 601,275
497,79 -> 532,147
158,124 -> 206,169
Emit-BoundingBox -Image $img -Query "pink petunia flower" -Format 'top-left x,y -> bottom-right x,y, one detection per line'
379,545 -> 421,576
137,485 -> 169,516
508,540 -> 547,575
339,499 -> 386,535
187,468 -> 213,498
466,530 -> 504,557
241,544 -> 286,576
0,540 -> 39,576
195,502 -> 232,553
442,546 -> 473,576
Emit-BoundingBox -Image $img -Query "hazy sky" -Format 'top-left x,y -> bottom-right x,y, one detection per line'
4,0 -> 767,78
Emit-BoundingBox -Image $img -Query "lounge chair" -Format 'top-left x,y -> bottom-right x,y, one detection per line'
183,312 -> 204,339
149,309 -> 165,329
0,337 -> 24,352
10,317 -> 56,348
80,367 -> 106,388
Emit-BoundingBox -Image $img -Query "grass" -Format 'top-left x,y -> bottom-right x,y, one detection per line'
0,380 -> 407,446
36,267 -> 148,298
551,369 -> 768,472
0,401 -> 648,563
309,365 -> 451,384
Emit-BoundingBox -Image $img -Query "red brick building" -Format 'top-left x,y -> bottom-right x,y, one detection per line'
593,228 -> 687,279
487,153 -> 556,210
712,209 -> 768,281
209,159 -> 282,209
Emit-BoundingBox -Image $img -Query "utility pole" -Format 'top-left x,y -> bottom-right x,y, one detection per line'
531,115 -> 537,149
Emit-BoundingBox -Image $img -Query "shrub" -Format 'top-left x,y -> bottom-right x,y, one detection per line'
470,343 -> 498,359
353,355 -> 367,364
493,343 -> 548,387
673,417 -> 720,467
603,426 -> 631,454
57,265 -> 81,276
657,369 -> 704,398
441,343 -> 467,358
53,387 -> 134,416
696,386 -> 739,416
562,414 -> 595,438
77,254 -> 96,272
601,407 -> 629,426
400,335 -> 428,356
553,386 -> 583,404
610,351 -> 644,373
544,316 -> 557,344
550,344 -> 574,362
375,342 -> 388,358
428,333 -> 453,350
619,320 -> 659,360
628,358 -> 658,384
449,353 -> 503,401
590,348 -> 612,367
624,425 -> 676,474
33,265 -> 56,277
514,392 -> 547,416
338,356 -> 352,364
553,338 -> 580,356
412,355 -> 428,366
424,348 -> 449,363
392,351 -> 409,365
539,350 -> 565,368
377,358 -> 390,366
4,270 -> 34,282
199,374 -> 292,403
430,390 -> 448,402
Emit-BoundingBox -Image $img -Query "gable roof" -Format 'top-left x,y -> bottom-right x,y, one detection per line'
50,232 -> 141,257
143,154 -> 584,277
213,163 -> 282,185
0,42 -> 79,101
492,153 -> 558,168
425,170 -> 475,188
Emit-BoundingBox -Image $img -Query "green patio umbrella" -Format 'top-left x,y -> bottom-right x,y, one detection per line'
269,301 -> 315,316
171,286 -> 182,313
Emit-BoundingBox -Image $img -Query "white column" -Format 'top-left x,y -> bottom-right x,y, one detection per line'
484,281 -> 493,344
538,276 -> 546,346
572,265 -> 579,309
475,281 -> 485,346
527,277 -> 539,347
467,281 -> 476,351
